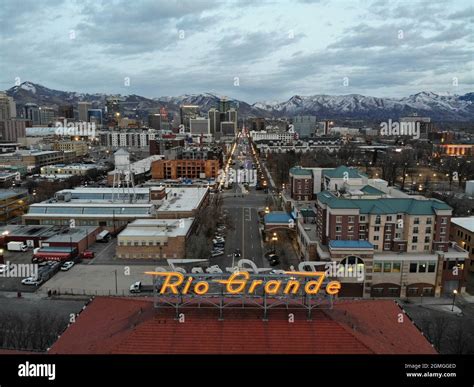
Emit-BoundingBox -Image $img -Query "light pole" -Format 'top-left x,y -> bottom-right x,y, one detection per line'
451,289 -> 458,312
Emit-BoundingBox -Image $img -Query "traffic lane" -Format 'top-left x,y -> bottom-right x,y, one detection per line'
244,207 -> 264,268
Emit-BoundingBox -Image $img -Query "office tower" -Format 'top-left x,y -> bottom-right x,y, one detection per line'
106,96 -> 123,121
78,102 -> 92,122
219,98 -> 230,113
88,109 -> 103,125
292,116 -> 317,138
39,107 -> 55,125
190,118 -> 210,134
179,105 -> 199,131
23,103 -> 40,125
0,119 -> 26,142
59,105 -> 74,119
208,108 -> 220,135
148,113 -> 162,130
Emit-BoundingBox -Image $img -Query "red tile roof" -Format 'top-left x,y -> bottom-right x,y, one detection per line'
49,297 -> 436,355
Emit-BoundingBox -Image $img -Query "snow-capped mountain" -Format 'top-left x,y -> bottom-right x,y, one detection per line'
5,82 -> 474,121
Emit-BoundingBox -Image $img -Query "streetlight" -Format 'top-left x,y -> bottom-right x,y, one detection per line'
451,289 -> 458,312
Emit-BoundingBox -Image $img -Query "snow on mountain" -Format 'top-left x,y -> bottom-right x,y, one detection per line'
5,82 -> 474,121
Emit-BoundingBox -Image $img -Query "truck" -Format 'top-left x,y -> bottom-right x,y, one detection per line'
32,246 -> 78,263
96,230 -> 111,243
7,241 -> 28,252
129,281 -> 154,294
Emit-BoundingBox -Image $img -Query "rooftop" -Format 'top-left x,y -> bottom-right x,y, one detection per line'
451,217 -> 474,233
264,211 -> 292,224
329,240 -> 374,249
318,191 -> 451,215
323,166 -> 365,179
48,297 -> 436,355
289,166 -> 312,176
118,218 -> 194,238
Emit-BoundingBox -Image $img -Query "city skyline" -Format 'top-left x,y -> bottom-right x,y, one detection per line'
0,0 -> 472,102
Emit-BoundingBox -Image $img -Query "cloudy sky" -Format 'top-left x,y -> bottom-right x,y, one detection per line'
0,0 -> 472,102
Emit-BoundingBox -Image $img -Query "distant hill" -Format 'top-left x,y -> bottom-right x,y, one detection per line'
6,82 -> 474,121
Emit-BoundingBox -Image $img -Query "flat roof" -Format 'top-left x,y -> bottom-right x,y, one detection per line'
264,212 -> 292,224
329,240 -> 374,249
451,217 -> 474,233
43,227 -> 99,243
118,218 -> 194,238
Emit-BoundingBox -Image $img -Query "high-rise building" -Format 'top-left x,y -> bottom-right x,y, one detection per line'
0,93 -> 16,120
208,108 -> 220,135
148,113 -> 162,130
106,96 -> 122,119
0,119 -> 26,142
78,102 -> 92,122
59,105 -> 74,119
87,109 -> 103,125
39,107 -> 55,125
292,116 -> 317,138
190,118 -> 210,135
23,103 -> 40,125
179,105 -> 199,131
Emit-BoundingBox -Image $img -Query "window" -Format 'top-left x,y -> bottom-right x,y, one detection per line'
336,225 -> 342,232
424,236 -> 430,243
426,218 -> 432,225
374,235 -> 380,241
426,227 -> 431,234
418,263 -> 427,273
440,227 -> 446,234
359,234 -> 365,240
388,288 -> 400,296
413,227 -> 419,234
384,243 -> 391,250
374,226 -> 380,232
441,217 -> 447,224
336,216 -> 342,223
359,225 -> 366,231
374,245 -> 379,250
412,236 -> 418,243
397,214 -> 403,220
411,245 -> 417,251
348,216 -> 354,223
373,262 -> 382,272
335,235 -> 341,240
409,263 -> 417,273
383,263 -> 392,273
359,215 -> 366,222
414,217 -> 420,225
348,225 -> 354,233
375,215 -> 381,225
428,262 -> 436,273
386,216 -> 393,222
385,234 -> 391,241
392,262 -> 401,272
424,245 -> 430,251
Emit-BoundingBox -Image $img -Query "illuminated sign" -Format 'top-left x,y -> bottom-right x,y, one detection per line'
145,270 -> 341,296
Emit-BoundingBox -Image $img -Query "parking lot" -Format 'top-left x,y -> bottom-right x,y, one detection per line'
40,264 -> 158,296
0,249 -> 37,293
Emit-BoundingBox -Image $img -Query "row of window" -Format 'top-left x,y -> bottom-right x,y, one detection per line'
335,215 -> 445,225
118,240 -> 168,247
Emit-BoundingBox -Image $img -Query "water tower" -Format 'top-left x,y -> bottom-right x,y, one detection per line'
111,148 -> 136,203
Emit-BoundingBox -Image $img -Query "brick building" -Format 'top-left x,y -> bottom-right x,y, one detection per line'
151,159 -> 219,180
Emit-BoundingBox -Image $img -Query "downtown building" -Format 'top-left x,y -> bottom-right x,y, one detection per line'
283,166 -> 468,298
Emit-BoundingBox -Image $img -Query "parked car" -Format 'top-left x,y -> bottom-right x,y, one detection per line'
81,250 -> 95,259
21,277 -> 43,286
60,261 -> 75,271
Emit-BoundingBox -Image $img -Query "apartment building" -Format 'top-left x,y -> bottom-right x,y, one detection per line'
52,140 -> 89,157
315,190 -> 467,298
151,159 -> 219,180
450,217 -> 474,273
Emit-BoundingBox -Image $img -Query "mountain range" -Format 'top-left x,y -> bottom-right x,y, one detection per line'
6,82 -> 474,122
